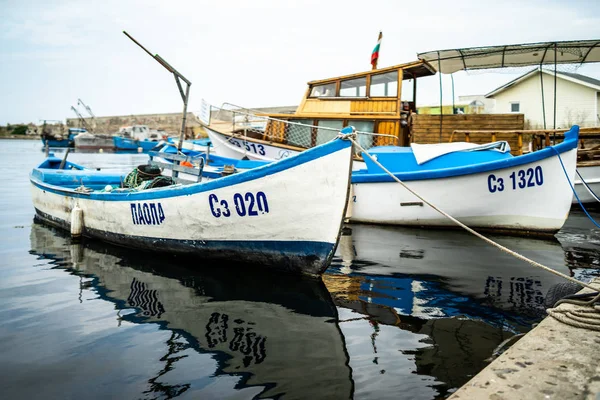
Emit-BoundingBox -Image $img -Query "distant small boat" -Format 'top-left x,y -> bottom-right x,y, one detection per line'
30,133 -> 354,275
113,125 -> 163,152
41,127 -> 86,148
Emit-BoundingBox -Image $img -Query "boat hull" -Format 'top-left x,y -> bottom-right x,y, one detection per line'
572,164 -> 600,204
113,136 -> 161,152
349,147 -> 577,234
30,139 -> 353,275
206,127 -> 301,161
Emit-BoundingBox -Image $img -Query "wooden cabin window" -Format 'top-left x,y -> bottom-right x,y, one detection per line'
287,119 -> 313,148
316,120 -> 344,145
310,83 -> 337,97
347,120 -> 374,149
340,77 -> 367,97
370,71 -> 398,97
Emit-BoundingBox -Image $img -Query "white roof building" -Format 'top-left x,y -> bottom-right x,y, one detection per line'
485,69 -> 600,128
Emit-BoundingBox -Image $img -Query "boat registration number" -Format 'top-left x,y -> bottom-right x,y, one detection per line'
487,166 -> 544,193
228,138 -> 266,155
209,191 -> 270,218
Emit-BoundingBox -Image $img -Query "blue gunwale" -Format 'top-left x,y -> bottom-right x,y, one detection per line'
352,125 -> 579,183
30,136 -> 351,202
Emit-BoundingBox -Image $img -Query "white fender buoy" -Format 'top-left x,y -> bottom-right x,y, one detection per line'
137,147 -> 143,153
71,205 -> 83,238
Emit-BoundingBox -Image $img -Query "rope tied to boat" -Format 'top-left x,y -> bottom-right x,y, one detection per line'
346,136 -> 598,292
337,127 -> 358,141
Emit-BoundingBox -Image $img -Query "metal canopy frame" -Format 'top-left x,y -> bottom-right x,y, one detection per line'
417,39 -> 600,137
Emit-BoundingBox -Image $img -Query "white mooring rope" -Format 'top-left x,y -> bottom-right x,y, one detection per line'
347,136 -> 597,292
348,136 -> 600,330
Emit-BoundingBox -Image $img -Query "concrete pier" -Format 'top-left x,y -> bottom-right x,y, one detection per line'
449,279 -> 600,400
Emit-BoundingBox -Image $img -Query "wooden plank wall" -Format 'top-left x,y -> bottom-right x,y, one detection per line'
412,114 -> 525,153
350,100 -> 398,115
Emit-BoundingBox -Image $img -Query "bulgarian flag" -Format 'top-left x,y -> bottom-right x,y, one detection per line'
371,31 -> 382,69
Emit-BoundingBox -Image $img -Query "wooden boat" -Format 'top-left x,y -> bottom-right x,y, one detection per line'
202,59 -> 436,161
29,134 -> 354,275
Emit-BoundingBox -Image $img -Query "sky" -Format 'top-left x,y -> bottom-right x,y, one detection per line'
2,0 -> 600,125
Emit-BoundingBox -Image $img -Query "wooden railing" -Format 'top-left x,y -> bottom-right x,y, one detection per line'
451,127 -> 600,156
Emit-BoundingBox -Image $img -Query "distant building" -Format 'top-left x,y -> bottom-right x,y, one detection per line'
417,98 -> 485,115
486,69 -> 600,128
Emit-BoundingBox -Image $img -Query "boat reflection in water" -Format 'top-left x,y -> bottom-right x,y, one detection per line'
29,221 -> 353,399
326,224 -> 580,398
29,220 -> 591,399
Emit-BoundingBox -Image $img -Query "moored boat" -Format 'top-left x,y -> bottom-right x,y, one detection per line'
29,132 -> 354,275
348,126 -> 579,234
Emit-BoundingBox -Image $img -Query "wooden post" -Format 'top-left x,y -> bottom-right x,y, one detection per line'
464,132 -> 470,143
517,133 -> 523,155
491,133 -> 497,142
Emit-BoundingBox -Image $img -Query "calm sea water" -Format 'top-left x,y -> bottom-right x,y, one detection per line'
1,139 -> 599,399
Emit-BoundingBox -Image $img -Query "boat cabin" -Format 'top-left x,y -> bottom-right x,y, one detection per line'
118,125 -> 153,140
260,60 -> 436,147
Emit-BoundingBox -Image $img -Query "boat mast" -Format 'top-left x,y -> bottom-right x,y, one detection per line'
123,31 -> 191,178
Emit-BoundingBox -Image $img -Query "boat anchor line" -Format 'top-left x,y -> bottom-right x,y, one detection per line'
345,135 -> 597,292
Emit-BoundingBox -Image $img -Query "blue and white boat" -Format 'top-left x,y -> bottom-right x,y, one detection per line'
29,133 -> 354,275
348,125 -> 579,234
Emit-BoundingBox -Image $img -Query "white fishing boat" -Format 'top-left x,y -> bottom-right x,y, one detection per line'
29,132 -> 354,275
349,126 -> 578,234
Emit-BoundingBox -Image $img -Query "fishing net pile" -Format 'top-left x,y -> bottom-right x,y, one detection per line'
124,164 -> 175,190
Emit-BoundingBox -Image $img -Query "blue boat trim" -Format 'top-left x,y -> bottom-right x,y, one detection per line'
34,209 -> 334,275
30,137 -> 351,201
353,125 -> 579,183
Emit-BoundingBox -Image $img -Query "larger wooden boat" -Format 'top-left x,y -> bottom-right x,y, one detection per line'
203,60 -> 436,161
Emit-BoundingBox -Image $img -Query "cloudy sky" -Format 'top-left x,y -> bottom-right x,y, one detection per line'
2,0 -> 600,125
